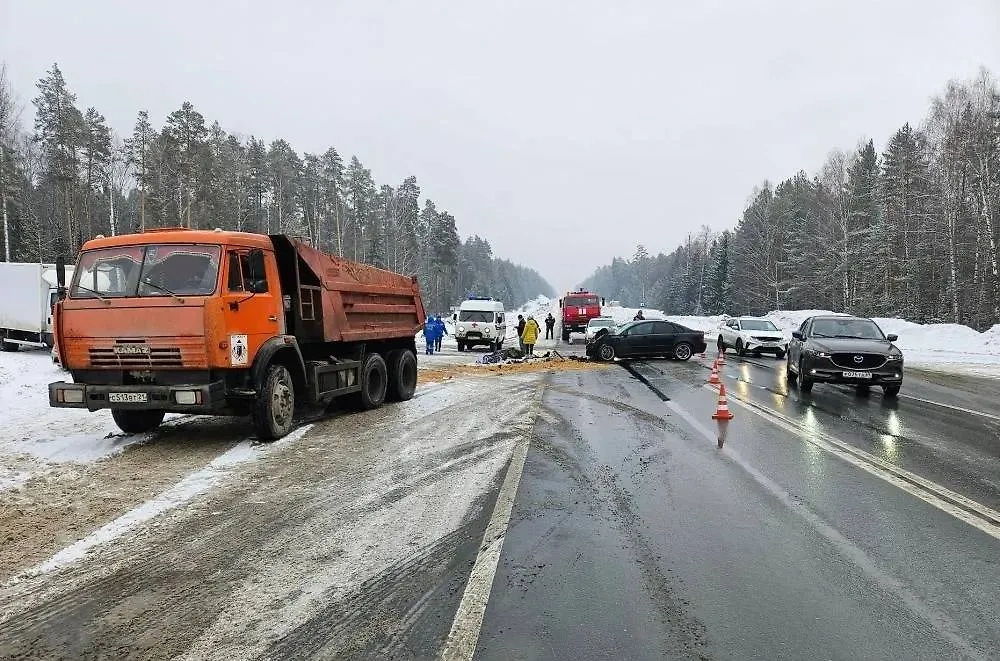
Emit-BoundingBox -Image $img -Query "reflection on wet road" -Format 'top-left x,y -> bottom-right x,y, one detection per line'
477,354 -> 1000,660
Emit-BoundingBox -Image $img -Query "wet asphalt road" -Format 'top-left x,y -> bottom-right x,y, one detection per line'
475,352 -> 1000,660
3,341 -> 1000,660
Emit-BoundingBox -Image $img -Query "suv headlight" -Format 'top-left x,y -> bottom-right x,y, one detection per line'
886,352 -> 902,361
808,349 -> 831,358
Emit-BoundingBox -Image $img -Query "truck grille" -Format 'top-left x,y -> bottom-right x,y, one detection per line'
89,346 -> 183,367
830,353 -> 886,370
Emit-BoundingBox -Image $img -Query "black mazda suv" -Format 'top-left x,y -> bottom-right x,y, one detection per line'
786,315 -> 903,397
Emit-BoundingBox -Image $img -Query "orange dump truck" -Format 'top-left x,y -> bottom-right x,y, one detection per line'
49,229 -> 425,439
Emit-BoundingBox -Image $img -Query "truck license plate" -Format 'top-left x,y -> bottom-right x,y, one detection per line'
842,371 -> 872,379
108,392 -> 148,403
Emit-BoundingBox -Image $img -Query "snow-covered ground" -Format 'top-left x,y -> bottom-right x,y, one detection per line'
599,302 -> 1000,377
0,349 -> 185,492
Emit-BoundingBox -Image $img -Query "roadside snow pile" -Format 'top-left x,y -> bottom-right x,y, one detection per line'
608,306 -> 1000,374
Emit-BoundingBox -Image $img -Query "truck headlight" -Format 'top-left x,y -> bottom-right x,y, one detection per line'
458,325 -> 465,332
174,390 -> 201,405
60,388 -> 85,404
484,327 -> 491,335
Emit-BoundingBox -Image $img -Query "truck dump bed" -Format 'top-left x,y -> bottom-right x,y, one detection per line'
272,236 -> 426,344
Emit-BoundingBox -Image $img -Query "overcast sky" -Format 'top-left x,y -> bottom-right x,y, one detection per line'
2,1 -> 999,290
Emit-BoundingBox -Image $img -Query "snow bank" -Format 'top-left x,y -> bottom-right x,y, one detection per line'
611,306 -> 1000,376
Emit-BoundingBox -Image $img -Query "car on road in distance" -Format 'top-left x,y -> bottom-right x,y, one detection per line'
586,319 -> 707,362
584,317 -> 617,344
718,316 -> 788,358
786,315 -> 903,396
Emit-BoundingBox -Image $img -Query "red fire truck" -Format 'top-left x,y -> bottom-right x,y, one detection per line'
559,288 -> 603,342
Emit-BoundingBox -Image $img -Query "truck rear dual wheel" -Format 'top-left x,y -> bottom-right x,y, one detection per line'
112,409 -> 165,434
354,352 -> 388,410
253,363 -> 296,441
386,349 -> 417,402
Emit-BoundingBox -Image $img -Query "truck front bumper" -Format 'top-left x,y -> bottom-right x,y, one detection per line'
49,380 -> 228,413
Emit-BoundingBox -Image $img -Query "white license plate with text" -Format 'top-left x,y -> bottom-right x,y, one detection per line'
108,392 -> 148,403
842,371 -> 872,379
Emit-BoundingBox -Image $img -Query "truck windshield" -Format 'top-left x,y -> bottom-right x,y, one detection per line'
565,296 -> 599,307
459,310 -> 494,322
71,244 -> 222,299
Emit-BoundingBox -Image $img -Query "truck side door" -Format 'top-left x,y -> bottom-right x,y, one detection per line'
220,249 -> 283,369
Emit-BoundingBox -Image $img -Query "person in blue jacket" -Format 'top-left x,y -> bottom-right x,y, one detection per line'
434,316 -> 447,352
423,318 -> 439,355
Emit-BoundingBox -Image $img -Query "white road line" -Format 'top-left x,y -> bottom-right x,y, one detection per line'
701,385 -> 1000,540
899,393 -> 1000,421
439,409 -> 535,660
666,397 -> 988,659
9,424 -> 314,583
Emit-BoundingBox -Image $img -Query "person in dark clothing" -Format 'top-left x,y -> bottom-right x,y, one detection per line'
517,314 -> 526,352
633,310 -> 645,321
544,313 -> 555,339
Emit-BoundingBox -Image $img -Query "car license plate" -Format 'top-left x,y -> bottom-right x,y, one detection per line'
842,371 -> 872,379
108,392 -> 148,403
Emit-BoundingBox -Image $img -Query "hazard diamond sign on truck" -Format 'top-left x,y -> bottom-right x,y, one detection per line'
49,229 -> 426,440
559,288 -> 603,342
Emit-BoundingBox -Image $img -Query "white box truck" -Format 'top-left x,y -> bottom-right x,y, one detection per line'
0,263 -> 74,351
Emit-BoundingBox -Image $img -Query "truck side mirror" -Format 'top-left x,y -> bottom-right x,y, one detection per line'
55,255 -> 68,300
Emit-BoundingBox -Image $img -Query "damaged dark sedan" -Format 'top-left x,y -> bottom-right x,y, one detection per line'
586,319 -> 707,362
786,315 -> 903,397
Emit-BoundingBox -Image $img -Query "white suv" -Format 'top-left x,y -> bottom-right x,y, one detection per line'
585,317 -> 617,343
717,317 -> 787,358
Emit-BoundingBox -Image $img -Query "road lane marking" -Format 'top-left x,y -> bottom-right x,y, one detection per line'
699,354 -> 999,422
439,403 -> 537,660
664,397 -> 989,659
9,424 -> 315,583
702,385 -> 1000,540
899,393 -> 1000,421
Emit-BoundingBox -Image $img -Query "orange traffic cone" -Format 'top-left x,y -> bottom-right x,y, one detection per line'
712,383 -> 735,420
717,348 -> 726,364
708,359 -> 721,385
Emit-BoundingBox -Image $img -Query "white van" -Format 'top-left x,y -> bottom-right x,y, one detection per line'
454,297 -> 506,351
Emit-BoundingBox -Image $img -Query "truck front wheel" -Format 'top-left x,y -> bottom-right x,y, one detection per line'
355,352 -> 388,410
111,409 -> 165,434
252,363 -> 295,441
386,349 -> 417,402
